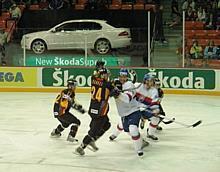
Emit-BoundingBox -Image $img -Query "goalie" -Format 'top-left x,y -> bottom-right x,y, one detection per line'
50,79 -> 86,143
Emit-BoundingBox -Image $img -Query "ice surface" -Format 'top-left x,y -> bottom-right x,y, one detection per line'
0,92 -> 220,172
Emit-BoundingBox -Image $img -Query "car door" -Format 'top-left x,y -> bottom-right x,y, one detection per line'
48,22 -> 81,50
76,22 -> 103,49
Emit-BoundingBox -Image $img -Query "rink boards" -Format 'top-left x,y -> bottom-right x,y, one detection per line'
0,67 -> 220,96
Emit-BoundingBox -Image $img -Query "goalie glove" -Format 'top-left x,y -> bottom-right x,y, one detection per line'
72,103 -> 86,114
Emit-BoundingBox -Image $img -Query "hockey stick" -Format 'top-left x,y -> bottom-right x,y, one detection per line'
162,118 -> 175,124
158,114 -> 202,128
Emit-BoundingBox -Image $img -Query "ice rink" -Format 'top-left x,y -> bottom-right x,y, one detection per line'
0,92 -> 220,172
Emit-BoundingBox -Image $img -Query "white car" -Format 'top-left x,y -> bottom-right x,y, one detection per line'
21,19 -> 131,54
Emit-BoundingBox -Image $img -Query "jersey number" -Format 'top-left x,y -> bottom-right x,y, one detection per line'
91,86 -> 109,102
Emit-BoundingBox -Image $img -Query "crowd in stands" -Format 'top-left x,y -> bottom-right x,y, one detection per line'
182,0 -> 220,67
1,0 -> 159,11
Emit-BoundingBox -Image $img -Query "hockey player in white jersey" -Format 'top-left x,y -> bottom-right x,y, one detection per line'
135,74 -> 161,141
109,68 -> 148,156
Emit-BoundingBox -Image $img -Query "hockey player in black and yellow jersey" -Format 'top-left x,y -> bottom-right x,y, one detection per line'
50,79 -> 86,143
75,67 -> 115,155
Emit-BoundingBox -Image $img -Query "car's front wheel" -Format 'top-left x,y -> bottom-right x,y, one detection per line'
94,39 -> 111,55
31,39 -> 47,54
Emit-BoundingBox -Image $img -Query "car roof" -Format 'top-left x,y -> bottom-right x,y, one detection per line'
60,19 -> 107,24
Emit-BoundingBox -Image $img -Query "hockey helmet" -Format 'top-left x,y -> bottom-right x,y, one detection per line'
96,60 -> 105,69
98,67 -> 109,79
67,79 -> 77,88
143,73 -> 154,81
119,68 -> 129,76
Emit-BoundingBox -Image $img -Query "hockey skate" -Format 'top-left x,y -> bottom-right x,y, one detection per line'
75,146 -> 85,156
50,129 -> 61,137
137,150 -> 144,157
67,134 -> 78,143
156,126 -> 163,131
109,134 -> 117,141
147,128 -> 158,141
87,140 -> 99,152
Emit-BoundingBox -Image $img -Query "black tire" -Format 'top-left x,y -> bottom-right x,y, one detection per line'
31,39 -> 47,54
94,39 -> 111,55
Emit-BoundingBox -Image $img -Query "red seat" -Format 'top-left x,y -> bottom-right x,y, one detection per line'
185,30 -> 196,39
208,59 -> 220,68
195,30 -> 207,39
207,30 -> 220,39
145,4 -> 155,12
133,4 -> 144,10
198,39 -> 209,46
121,4 -> 132,10
109,0 -> 121,9
194,21 -> 204,30
75,0 -> 87,10
29,4 -> 40,10
213,39 -> 220,45
185,21 -> 194,30
191,59 -> 204,67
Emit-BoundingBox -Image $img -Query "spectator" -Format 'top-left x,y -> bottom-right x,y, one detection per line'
190,40 -> 203,59
0,28 -> 8,65
189,0 -> 196,11
185,6 -> 197,21
182,0 -> 189,11
171,0 -> 181,18
39,0 -> 49,9
142,47 -> 149,67
2,0 -> 14,11
9,4 -> 21,20
48,0 -> 64,10
204,40 -> 217,59
205,12 -> 216,30
197,6 -> 206,21
169,0 -> 181,28
154,5 -> 168,44
215,45 -> 220,59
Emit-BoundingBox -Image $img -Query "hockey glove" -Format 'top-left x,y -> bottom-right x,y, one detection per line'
54,112 -> 59,118
72,104 -> 86,114
110,88 -> 120,98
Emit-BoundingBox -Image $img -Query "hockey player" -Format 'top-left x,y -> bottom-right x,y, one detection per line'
109,68 -> 149,157
93,60 -> 105,76
75,67 -> 115,156
154,77 -> 166,130
50,79 -> 86,143
135,74 -> 161,141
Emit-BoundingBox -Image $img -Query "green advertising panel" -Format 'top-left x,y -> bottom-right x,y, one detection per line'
42,68 -> 215,89
25,55 -> 130,67
135,68 -> 215,89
